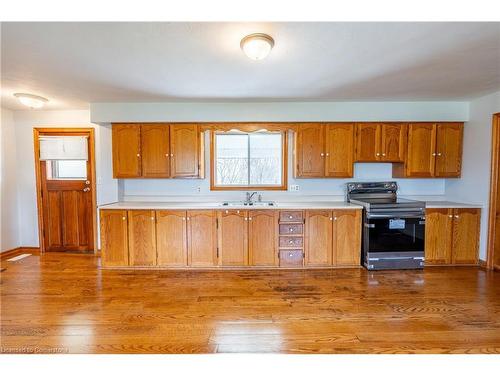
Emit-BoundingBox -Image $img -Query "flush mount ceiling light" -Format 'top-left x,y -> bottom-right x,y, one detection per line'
240,33 -> 274,60
13,93 -> 48,109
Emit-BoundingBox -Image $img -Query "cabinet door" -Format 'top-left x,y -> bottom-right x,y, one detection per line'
305,210 -> 332,266
128,210 -> 157,266
355,123 -> 380,162
325,123 -> 354,177
156,210 -> 187,266
381,123 -> 406,162
332,209 -> 362,266
295,123 -> 325,177
170,124 -> 200,178
435,123 -> 463,178
141,125 -> 170,177
425,208 -> 453,264
406,123 -> 437,177
100,210 -> 129,267
218,210 -> 248,266
248,210 -> 278,266
187,210 -> 217,267
112,124 -> 141,178
452,208 -> 480,264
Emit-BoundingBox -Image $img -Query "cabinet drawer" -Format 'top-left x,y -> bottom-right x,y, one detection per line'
279,224 -> 303,235
279,236 -> 304,248
279,211 -> 304,223
279,250 -> 304,267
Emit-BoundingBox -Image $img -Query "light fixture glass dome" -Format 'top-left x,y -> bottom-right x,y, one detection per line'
240,33 -> 274,60
14,93 -> 48,109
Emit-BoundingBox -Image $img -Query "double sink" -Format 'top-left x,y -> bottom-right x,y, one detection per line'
221,201 -> 275,207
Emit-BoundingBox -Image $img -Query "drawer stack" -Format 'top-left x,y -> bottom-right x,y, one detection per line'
278,210 -> 305,267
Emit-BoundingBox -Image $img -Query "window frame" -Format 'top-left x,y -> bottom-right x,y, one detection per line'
210,130 -> 288,191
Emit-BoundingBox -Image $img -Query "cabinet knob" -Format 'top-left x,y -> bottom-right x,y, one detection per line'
432,153 -> 437,156
329,217 -> 333,221
289,228 -> 294,232
151,216 -> 155,221
382,153 -> 386,156
244,217 -> 248,221
122,216 -> 126,220
187,217 -> 190,221
438,153 -> 442,156
136,154 -> 140,157
289,240 -> 293,244
170,153 -> 174,157
249,217 -> 252,221
326,153 -> 330,156
182,217 -> 186,221
448,215 -> 453,218
289,215 -> 293,219
455,215 -> 459,219
165,153 -> 169,157
320,153 -> 324,157
334,217 -> 337,221
289,253 -> 293,257
376,153 -> 380,156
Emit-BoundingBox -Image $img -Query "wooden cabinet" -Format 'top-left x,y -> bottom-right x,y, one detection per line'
170,124 -> 200,178
295,123 -> 354,178
425,208 -> 480,265
112,123 -> 203,179
128,210 -> 157,266
187,210 -> 217,267
141,125 -> 170,178
395,123 -> 463,178
305,210 -> 333,266
112,124 -> 141,178
355,123 -> 406,162
100,210 -> 129,267
218,210 -> 248,266
332,209 -> 362,266
248,210 -> 278,267
156,210 -> 187,267
305,209 -> 361,267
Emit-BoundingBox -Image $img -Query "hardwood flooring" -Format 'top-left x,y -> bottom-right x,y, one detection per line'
1,252 -> 500,354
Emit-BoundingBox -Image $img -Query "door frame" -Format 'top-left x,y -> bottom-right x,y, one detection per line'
487,113 -> 500,270
33,128 -> 97,254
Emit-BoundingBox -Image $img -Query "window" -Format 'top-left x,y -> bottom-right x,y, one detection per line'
46,160 -> 87,180
211,131 -> 287,190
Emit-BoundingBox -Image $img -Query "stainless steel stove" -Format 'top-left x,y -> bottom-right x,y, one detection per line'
347,181 -> 426,270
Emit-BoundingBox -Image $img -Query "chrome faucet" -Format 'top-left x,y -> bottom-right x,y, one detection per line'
245,192 -> 258,205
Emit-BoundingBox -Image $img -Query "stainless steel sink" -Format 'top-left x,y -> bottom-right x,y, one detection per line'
221,201 -> 275,207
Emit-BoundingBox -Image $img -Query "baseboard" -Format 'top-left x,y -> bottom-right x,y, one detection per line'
1,247 -> 40,260
478,259 -> 487,268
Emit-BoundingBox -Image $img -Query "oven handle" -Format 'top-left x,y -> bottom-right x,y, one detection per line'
366,213 -> 425,219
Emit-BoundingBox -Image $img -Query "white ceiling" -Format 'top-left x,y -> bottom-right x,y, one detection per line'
1,22 -> 500,110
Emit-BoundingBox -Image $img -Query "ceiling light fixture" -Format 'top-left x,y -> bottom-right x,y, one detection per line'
240,33 -> 274,60
14,93 -> 48,109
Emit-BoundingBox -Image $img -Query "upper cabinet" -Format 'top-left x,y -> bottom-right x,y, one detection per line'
112,123 -> 204,179
355,123 -> 406,163
294,123 -> 354,178
393,122 -> 463,178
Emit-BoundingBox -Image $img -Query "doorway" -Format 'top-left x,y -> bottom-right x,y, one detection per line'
487,113 -> 500,270
34,128 -> 97,253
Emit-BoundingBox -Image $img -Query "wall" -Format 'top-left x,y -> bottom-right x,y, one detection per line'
11,110 -> 117,247
446,90 -> 500,260
1,107 -> 21,252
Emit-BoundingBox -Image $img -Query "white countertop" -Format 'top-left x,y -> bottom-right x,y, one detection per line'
423,201 -> 483,209
99,201 -> 363,210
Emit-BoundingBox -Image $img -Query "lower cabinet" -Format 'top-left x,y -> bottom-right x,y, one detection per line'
305,209 -> 362,267
425,208 -> 480,265
248,210 -> 279,267
218,210 -> 249,266
187,210 -> 218,267
100,210 -> 129,267
156,210 -> 188,266
128,210 -> 157,266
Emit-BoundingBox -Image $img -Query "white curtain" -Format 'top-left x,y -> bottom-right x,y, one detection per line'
39,136 -> 88,160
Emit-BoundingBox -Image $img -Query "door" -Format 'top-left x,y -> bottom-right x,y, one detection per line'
156,210 -> 187,266
187,210 -> 217,267
305,210 -> 332,266
435,123 -> 463,177
325,123 -> 354,177
406,123 -> 437,177
170,124 -> 200,177
112,124 -> 141,177
380,123 -> 406,162
218,210 -> 248,266
355,123 -> 380,162
452,208 -> 480,264
37,130 -> 95,252
128,210 -> 157,266
295,123 -> 325,177
332,209 -> 361,266
425,208 -> 453,264
248,210 -> 278,266
141,125 -> 170,177
100,210 -> 128,266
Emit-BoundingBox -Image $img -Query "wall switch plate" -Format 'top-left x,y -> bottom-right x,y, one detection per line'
289,184 -> 300,192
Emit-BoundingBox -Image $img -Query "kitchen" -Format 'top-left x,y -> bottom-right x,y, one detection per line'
1,18 -> 499,364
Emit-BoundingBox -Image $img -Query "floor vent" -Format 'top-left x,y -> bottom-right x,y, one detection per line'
7,254 -> 32,262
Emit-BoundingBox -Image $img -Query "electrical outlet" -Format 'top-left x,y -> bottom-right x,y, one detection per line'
289,184 -> 300,192
196,186 -> 201,193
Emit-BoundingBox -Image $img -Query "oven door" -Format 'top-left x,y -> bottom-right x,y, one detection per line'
364,212 -> 425,254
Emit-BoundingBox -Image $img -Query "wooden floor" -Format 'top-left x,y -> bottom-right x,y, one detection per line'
1,252 -> 500,354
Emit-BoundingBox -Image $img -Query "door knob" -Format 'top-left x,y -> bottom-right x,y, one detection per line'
83,187 -> 90,192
